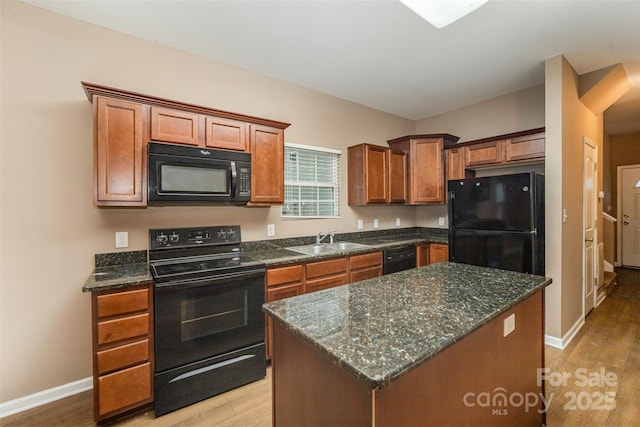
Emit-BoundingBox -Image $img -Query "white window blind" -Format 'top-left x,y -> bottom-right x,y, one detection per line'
282,143 -> 341,218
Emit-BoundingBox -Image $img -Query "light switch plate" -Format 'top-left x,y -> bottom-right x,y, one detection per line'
357,219 -> 363,230
503,313 -> 515,337
438,217 -> 445,226
267,224 -> 275,237
115,231 -> 128,248
373,219 -> 379,229
396,217 -> 401,226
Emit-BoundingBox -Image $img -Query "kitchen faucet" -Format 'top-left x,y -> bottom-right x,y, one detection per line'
316,230 -> 336,244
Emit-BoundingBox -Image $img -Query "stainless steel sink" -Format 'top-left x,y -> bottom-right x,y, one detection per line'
286,241 -> 370,255
326,242 -> 370,251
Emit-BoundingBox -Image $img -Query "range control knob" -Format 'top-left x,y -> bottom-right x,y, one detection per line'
156,234 -> 168,245
228,229 -> 236,239
218,230 -> 227,239
169,233 -> 180,244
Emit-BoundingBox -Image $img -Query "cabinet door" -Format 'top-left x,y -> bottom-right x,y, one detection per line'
205,116 -> 248,151
410,138 -> 444,204
504,133 -> 545,162
429,243 -> 449,264
306,257 -> 348,293
95,97 -> 146,206
416,244 -> 430,267
266,282 -> 303,360
465,140 -> 503,167
249,124 -> 284,205
365,145 -> 389,203
97,362 -> 152,417
349,252 -> 383,283
388,151 -> 407,203
446,147 -> 466,183
150,107 -> 199,146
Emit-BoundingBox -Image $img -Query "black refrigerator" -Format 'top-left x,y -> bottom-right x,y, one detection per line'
448,172 -> 545,275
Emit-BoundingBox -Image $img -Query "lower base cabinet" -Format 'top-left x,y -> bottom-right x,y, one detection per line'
265,252 -> 382,359
91,284 -> 154,423
416,243 -> 450,267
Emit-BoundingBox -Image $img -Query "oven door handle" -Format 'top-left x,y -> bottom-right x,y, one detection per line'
154,268 -> 265,290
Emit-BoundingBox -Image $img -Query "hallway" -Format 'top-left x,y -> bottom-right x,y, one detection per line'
545,268 -> 640,426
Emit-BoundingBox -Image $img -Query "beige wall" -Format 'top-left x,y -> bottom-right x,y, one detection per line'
544,55 -> 605,340
413,84 -> 546,228
0,1 -> 420,403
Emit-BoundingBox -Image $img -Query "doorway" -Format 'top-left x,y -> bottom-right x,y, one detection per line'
618,164 -> 640,268
583,138 -> 597,315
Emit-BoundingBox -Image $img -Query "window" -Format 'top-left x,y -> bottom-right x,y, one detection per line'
282,143 -> 341,218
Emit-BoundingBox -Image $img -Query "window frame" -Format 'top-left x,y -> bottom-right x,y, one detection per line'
281,142 -> 341,220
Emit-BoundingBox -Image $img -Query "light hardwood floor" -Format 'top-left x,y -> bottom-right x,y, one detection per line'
1,268 -> 638,426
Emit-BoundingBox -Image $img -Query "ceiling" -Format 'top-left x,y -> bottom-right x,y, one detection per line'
24,0 -> 640,135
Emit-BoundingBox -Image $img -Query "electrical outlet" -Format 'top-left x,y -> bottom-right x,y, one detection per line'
357,219 -> 363,230
396,217 -> 401,227
503,313 -> 516,337
438,217 -> 445,226
373,219 -> 379,229
115,231 -> 128,248
267,224 -> 275,237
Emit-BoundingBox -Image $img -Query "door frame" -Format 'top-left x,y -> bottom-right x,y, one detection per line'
617,164 -> 640,267
583,137 -> 598,316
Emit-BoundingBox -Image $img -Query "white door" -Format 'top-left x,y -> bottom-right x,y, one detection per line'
583,138 -> 597,315
621,166 -> 640,267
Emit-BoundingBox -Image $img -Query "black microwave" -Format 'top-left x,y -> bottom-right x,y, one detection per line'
148,142 -> 251,204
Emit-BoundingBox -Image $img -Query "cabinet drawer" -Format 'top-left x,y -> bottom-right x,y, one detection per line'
306,258 -> 348,279
150,107 -> 199,146
350,252 -> 382,270
350,266 -> 382,283
97,339 -> 149,375
465,141 -> 503,166
306,274 -> 348,293
97,313 -> 149,346
267,265 -> 304,287
98,362 -> 152,416
97,288 -> 149,318
267,283 -> 304,302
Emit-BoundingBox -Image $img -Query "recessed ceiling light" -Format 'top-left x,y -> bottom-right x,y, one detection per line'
398,0 -> 489,29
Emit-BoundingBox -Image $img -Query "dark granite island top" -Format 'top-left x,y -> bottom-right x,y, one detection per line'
264,262 -> 552,426
264,262 -> 551,388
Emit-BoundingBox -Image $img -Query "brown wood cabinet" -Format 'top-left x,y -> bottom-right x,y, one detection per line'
306,258 -> 349,293
416,243 -> 449,267
94,97 -> 148,206
150,106 -> 199,146
83,82 -> 290,207
428,243 -> 449,264
348,144 -> 388,204
249,124 -> 285,205
266,265 -> 304,360
205,116 -> 248,151
443,128 -> 545,179
349,252 -> 383,282
388,151 -> 408,203
91,284 -> 153,423
265,251 -> 382,359
387,134 -> 459,205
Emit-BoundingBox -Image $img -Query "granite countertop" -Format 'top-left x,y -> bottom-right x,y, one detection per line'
263,262 -> 552,389
82,227 -> 448,292
243,228 -> 448,267
82,250 -> 152,292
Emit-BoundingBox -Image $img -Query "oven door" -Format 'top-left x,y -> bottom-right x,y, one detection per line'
154,268 -> 265,373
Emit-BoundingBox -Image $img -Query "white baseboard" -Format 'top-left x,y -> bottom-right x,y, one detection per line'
544,316 -> 585,350
0,377 -> 92,419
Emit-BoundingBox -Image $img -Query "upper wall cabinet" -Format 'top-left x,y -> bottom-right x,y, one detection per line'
82,82 -> 290,207
347,143 -> 407,205
444,128 -> 545,181
95,97 -> 148,206
387,134 -> 459,204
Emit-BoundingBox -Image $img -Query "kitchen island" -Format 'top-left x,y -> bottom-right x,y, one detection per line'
263,262 -> 552,427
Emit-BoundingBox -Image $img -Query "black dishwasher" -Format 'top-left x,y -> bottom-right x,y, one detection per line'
383,245 -> 416,274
